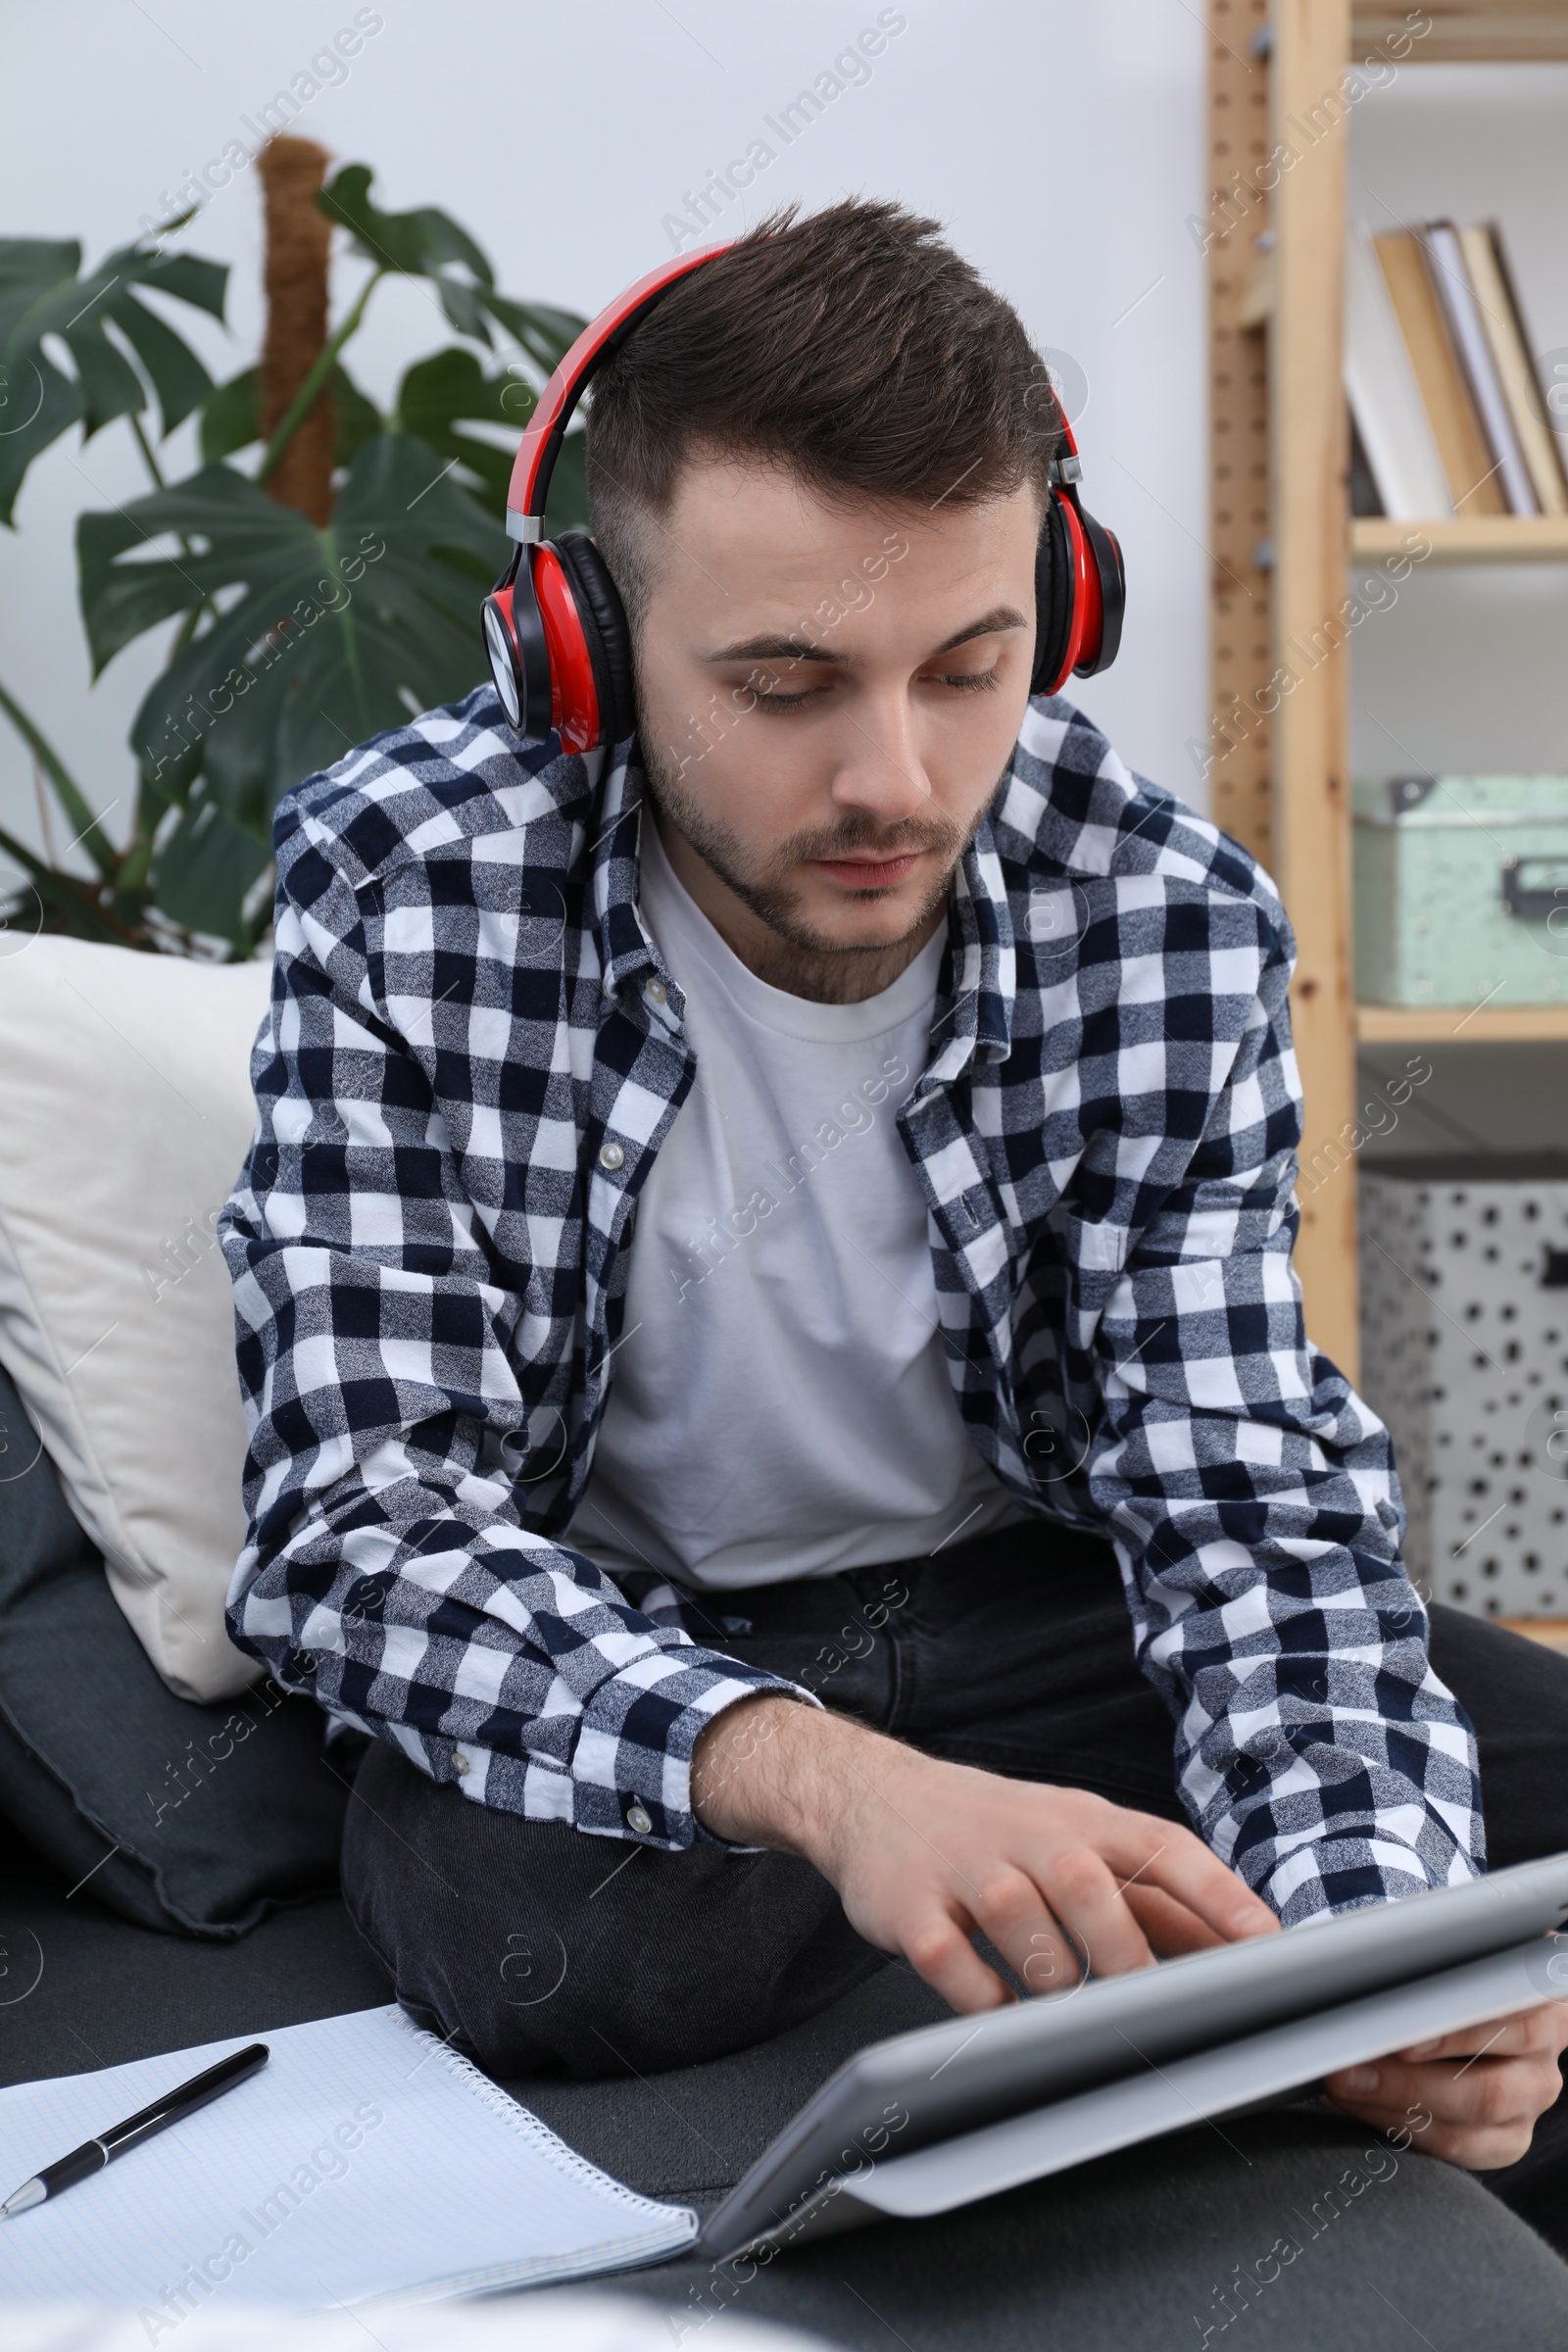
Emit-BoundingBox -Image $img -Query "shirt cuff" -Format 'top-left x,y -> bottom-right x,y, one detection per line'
566,1644 -> 822,1848
1250,1834 -> 1479,1928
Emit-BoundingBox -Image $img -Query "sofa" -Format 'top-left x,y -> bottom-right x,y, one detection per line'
3,935 -> 1568,2351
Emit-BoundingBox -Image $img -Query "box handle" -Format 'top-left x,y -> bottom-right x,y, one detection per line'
1500,857 -> 1568,924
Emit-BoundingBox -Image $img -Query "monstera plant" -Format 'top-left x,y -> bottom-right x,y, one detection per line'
0,154 -> 587,956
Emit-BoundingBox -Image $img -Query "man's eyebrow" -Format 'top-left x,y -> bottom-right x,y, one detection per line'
703,605 -> 1030,668
932,604 -> 1029,654
705,632 -> 850,666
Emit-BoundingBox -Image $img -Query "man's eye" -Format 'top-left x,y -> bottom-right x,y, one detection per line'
744,662 -> 1001,710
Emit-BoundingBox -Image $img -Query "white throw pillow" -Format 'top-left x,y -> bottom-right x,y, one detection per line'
0,932 -> 271,1701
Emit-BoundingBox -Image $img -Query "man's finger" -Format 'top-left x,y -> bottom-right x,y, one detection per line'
1398,2001 -> 1568,2064
1121,1881 -> 1229,1957
1102,1815 -> 1278,1945
902,1907 -> 1017,2016
1323,2074 -> 1544,2172
966,1863 -> 1091,1992
1327,2052 -> 1563,2132
1326,2101 -> 1538,2172
1035,1846 -> 1155,1981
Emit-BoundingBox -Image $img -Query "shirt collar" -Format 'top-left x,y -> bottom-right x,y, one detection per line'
937,810 -> 1016,1077
588,735 -> 1018,1062
589,737 -> 662,1002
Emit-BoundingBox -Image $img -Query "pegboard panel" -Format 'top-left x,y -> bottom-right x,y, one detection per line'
1207,0 -> 1273,868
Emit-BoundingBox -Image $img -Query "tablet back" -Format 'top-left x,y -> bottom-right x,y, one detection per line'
702,1848 -> 1568,2256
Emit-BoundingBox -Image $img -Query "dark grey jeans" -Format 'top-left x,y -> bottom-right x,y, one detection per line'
339,1519 -> 1568,2245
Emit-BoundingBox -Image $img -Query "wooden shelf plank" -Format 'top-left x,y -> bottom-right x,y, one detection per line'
1351,516 -> 1568,564
1207,0 -> 1275,870
1352,6 -> 1568,60
1357,1004 -> 1568,1044
1273,0 -> 1359,1378
1498,1617 -> 1568,1650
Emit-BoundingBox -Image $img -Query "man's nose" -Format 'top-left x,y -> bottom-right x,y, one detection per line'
825,690 -> 931,821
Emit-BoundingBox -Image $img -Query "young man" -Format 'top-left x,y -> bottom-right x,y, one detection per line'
220,204 -> 1568,2202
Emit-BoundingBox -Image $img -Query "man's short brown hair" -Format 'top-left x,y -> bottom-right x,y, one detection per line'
584,198 -> 1061,630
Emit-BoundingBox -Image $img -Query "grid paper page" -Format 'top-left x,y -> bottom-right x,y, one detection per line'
0,2005 -> 696,2308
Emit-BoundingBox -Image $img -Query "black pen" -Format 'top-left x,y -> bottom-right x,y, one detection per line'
1,2042 -> 270,2218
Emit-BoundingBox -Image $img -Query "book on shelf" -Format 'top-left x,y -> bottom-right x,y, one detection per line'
1346,217 -> 1567,522
1346,220 -> 1453,519
1373,227 -> 1505,514
1460,222 -> 1568,514
1421,219 -> 1538,514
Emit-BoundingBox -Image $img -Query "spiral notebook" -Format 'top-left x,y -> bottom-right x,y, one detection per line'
0,2005 -> 696,2308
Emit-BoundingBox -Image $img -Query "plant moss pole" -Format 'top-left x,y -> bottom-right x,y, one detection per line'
257,136 -> 335,524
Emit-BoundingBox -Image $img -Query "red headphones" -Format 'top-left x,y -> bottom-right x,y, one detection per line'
481,245 -> 1125,752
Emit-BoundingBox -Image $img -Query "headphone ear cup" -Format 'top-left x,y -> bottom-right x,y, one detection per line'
1074,508 -> 1125,677
1031,497 -> 1072,696
550,531 -> 636,748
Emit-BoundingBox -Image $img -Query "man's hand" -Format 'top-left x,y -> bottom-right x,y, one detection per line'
691,1694 -> 1278,2011
693,1699 -> 1568,2172
1325,2004 -> 1568,2169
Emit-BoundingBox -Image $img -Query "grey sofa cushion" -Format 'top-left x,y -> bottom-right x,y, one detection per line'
0,1363 -> 347,1936
0,1814 -> 389,2081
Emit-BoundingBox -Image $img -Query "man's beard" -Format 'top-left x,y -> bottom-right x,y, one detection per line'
639,737 -> 991,998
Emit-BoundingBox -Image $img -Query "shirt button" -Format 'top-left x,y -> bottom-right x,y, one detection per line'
453,1754 -> 470,1779
625,1802 -> 653,1836
598,1140 -> 625,1172
644,977 -> 668,1005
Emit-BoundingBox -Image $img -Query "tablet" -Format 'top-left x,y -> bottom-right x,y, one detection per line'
699,1848 -> 1568,2259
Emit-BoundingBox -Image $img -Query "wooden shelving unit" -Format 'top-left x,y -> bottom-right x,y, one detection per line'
1351,5 -> 1568,62
1501,1617 -> 1568,1650
1357,1004 -> 1568,1045
1352,516 -> 1568,564
1205,0 -> 1568,1381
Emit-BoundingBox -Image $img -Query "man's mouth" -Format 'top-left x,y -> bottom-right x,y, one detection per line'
809,851 -> 923,891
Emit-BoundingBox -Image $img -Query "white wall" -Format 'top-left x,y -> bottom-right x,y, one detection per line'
0,0 -> 1208,885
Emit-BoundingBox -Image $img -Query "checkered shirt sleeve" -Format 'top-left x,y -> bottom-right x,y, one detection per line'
218,707 -> 802,1849
990,709 -> 1483,1925
1082,967 -> 1484,1924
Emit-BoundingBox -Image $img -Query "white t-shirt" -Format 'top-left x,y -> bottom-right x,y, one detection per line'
567,814 -> 1028,1591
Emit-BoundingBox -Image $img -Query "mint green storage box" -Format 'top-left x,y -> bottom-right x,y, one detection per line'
1353,773 -> 1568,1006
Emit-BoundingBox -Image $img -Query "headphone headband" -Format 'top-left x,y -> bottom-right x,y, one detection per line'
505,243 -> 730,542
483,243 -> 1124,747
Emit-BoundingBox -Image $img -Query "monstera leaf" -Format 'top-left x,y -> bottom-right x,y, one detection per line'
318,165 -> 584,373
150,782 -> 273,953
0,233 -> 226,522
77,433 -> 507,840
198,349 -> 589,530
391,347 -> 589,529
395,347 -> 529,507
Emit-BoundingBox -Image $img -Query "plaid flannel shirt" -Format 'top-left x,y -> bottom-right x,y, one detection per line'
220,686 -> 1484,1925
